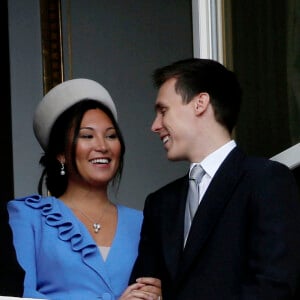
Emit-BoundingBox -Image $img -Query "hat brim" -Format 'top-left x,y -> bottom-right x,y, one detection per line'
33,78 -> 117,150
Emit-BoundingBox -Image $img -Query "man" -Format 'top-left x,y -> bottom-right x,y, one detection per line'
130,58 -> 300,299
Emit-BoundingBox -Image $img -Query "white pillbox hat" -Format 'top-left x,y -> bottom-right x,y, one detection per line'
33,78 -> 117,150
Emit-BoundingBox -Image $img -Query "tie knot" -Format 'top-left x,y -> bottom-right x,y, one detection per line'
189,164 -> 205,184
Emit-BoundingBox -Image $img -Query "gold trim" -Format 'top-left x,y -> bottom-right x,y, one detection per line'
66,0 -> 73,79
40,0 -> 64,94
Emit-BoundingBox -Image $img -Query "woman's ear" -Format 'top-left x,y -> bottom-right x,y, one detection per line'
194,92 -> 210,115
56,154 -> 65,164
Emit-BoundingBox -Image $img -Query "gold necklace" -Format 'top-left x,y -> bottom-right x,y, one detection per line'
72,203 -> 110,233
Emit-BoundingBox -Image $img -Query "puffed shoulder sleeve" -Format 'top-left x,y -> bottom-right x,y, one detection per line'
7,195 -> 47,298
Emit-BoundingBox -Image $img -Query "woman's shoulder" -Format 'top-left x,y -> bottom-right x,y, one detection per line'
7,195 -> 49,224
117,204 -> 143,230
117,204 -> 143,218
8,194 -> 41,208
7,194 -> 59,216
8,194 -> 50,207
9,193 -> 42,201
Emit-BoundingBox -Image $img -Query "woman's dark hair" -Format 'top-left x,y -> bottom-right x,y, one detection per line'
38,99 -> 125,197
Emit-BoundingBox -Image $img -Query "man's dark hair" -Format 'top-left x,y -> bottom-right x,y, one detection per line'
152,58 -> 242,133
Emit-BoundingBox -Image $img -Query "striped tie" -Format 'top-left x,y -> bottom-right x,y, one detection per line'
184,164 -> 205,244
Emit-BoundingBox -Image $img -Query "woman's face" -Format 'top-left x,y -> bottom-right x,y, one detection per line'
69,108 -> 121,187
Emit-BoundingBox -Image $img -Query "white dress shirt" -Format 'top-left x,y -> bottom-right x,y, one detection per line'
189,140 -> 237,204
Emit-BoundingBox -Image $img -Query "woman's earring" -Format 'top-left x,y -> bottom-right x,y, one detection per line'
60,162 -> 65,176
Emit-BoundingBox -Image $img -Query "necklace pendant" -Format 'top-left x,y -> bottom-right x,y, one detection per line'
93,223 -> 101,233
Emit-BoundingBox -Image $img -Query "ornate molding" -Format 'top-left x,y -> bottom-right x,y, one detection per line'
40,0 -> 64,94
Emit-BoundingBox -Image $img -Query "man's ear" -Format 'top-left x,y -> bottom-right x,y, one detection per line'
194,92 -> 210,115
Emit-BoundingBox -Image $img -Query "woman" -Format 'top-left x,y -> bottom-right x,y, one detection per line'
8,79 -> 161,299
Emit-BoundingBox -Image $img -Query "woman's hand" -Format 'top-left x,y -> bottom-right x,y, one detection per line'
119,277 -> 161,300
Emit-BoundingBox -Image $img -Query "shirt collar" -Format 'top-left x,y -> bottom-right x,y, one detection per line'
190,140 -> 236,178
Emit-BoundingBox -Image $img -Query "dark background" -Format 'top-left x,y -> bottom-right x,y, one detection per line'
2,0 -> 14,202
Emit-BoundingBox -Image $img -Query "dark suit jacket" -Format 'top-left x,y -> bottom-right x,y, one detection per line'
0,200 -> 24,296
130,147 -> 300,299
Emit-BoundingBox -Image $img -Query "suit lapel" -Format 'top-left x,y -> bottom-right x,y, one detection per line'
177,147 -> 246,280
162,175 -> 189,280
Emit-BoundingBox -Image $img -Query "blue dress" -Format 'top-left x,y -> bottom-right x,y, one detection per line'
7,194 -> 143,300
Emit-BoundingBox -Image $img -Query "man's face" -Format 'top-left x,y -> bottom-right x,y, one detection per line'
151,78 -> 196,161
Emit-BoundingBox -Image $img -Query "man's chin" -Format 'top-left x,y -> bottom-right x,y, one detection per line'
166,152 -> 183,162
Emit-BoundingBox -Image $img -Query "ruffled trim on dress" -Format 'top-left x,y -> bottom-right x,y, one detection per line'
23,194 -> 98,260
